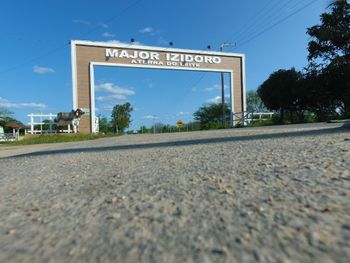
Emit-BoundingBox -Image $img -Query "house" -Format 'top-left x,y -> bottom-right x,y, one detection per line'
0,122 -> 28,142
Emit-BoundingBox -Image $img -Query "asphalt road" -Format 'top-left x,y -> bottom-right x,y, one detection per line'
0,123 -> 349,262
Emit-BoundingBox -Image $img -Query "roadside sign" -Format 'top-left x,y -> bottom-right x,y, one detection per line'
81,108 -> 90,116
176,120 -> 184,128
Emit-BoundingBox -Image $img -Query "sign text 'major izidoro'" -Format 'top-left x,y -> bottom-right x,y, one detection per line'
105,48 -> 221,68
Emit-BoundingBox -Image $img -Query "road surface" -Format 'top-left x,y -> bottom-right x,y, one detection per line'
0,123 -> 349,262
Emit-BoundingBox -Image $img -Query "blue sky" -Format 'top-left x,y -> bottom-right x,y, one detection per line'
0,0 -> 329,130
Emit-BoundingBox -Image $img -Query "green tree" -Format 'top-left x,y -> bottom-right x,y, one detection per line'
307,0 -> 350,116
111,102 -> 133,133
0,107 -> 13,119
139,125 -> 149,134
257,68 -> 308,122
98,115 -> 112,134
0,108 -> 25,133
193,103 -> 230,129
246,91 -> 267,113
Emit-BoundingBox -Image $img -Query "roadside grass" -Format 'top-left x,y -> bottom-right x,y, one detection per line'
0,133 -> 120,146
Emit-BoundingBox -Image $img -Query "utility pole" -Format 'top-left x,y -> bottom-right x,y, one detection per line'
220,43 -> 236,128
220,66 -> 225,128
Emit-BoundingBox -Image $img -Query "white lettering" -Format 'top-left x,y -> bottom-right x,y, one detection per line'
129,51 -> 137,59
167,61 -> 177,66
105,49 -> 222,65
139,51 -> 149,59
105,49 -> 118,57
185,55 -> 194,62
171,53 -> 179,61
204,56 -> 213,64
212,57 -> 221,64
194,55 -> 203,63
150,52 -> 159,60
119,50 -> 129,58
179,54 -> 185,62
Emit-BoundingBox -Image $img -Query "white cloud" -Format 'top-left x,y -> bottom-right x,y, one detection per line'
95,83 -> 135,102
98,22 -> 108,28
102,32 -> 116,37
142,115 -> 158,120
96,94 -> 127,101
177,111 -> 190,116
203,84 -> 228,92
107,40 -> 125,44
95,83 -> 134,96
73,19 -> 108,28
205,95 -> 230,104
101,105 -> 114,111
0,97 -> 47,110
33,65 -> 55,74
73,19 -> 91,26
139,27 -> 154,34
107,39 -> 142,45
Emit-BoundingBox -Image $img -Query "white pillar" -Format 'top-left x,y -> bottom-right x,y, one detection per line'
30,114 -> 34,134
49,114 -> 53,133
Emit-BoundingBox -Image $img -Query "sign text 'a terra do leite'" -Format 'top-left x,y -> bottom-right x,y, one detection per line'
105,48 -> 222,68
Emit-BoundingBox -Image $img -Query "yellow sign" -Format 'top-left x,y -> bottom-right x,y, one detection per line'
176,120 -> 184,128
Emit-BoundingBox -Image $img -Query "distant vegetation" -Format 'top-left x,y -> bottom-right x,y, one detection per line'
0,133 -> 118,146
0,108 -> 24,133
98,102 -> 133,134
193,103 -> 230,129
111,102 -> 133,133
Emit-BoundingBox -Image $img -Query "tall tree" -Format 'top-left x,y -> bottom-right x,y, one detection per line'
257,68 -> 306,122
307,0 -> 350,116
111,102 -> 133,133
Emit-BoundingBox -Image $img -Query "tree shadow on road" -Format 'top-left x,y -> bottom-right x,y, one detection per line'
4,126 -> 350,159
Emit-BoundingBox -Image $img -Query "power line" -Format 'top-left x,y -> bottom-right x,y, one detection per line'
171,72 -> 207,110
232,0 -> 297,44
76,0 -> 143,40
0,0 -> 144,76
0,45 -> 69,75
234,0 -> 308,45
224,0 -> 284,43
234,0 -> 320,49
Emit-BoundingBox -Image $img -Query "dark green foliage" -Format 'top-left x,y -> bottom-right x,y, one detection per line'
257,1 -> 350,123
98,115 -> 112,134
111,102 -> 133,133
0,108 -> 24,133
137,121 -> 201,134
34,119 -> 57,131
307,0 -> 350,67
257,68 -> 310,123
306,0 -> 350,117
193,103 -> 230,129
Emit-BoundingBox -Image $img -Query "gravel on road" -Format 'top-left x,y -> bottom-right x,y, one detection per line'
0,123 -> 349,263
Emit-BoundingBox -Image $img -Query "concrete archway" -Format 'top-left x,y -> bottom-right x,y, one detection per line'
71,40 -> 246,133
